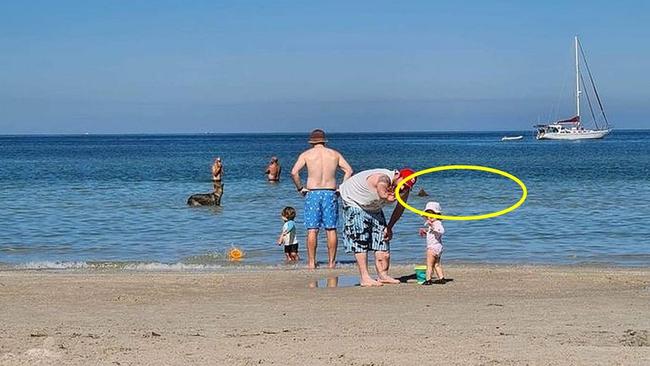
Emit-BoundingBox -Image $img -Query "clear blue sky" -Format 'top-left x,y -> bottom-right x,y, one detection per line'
1,1 -> 648,133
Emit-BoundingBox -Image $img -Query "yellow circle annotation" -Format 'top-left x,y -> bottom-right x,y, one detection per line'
394,165 -> 527,221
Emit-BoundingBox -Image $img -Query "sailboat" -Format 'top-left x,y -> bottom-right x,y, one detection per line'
535,36 -> 611,140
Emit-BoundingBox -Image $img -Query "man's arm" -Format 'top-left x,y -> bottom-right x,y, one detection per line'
290,153 -> 306,191
375,175 -> 393,200
337,153 -> 353,182
384,189 -> 410,241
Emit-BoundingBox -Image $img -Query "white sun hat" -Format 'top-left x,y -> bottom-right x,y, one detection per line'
425,201 -> 442,213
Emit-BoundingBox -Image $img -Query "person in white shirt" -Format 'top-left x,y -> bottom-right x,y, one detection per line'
338,168 -> 417,287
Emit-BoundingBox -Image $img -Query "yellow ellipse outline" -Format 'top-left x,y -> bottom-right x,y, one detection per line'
394,165 -> 527,221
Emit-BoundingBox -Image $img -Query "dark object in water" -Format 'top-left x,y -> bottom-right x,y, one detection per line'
187,192 -> 222,206
417,188 -> 429,197
188,181 -> 223,206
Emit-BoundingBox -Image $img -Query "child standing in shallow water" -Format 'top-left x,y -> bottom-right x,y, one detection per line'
418,201 -> 446,285
277,207 -> 299,261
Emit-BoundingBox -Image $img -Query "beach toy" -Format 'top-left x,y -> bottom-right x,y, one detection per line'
227,247 -> 245,261
414,265 -> 427,284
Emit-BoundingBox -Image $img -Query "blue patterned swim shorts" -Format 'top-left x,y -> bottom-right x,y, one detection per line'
342,204 -> 390,253
303,189 -> 339,230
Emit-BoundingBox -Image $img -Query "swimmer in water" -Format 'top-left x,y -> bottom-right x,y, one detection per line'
266,156 -> 281,182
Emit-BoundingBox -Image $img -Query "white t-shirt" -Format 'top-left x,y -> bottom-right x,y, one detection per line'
281,220 -> 298,245
339,168 -> 396,212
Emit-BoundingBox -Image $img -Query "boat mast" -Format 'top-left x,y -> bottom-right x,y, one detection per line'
575,35 -> 581,122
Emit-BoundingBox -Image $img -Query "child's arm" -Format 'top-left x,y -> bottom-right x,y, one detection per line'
277,230 -> 288,245
277,224 -> 289,245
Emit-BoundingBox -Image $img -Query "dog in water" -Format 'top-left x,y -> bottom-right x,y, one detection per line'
187,182 -> 223,206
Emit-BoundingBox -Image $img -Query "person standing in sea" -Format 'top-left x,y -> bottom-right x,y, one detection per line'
265,156 -> 281,182
338,168 -> 417,286
211,157 -> 223,198
290,129 -> 354,269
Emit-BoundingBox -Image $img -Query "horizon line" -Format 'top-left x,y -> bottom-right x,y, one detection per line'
0,128 -> 646,137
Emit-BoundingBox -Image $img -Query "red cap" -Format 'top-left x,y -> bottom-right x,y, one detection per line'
398,168 -> 417,190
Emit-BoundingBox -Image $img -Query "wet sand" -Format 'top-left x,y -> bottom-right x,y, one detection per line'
1,264 -> 649,365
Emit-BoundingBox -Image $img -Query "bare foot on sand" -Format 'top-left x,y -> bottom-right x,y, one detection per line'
360,278 -> 383,287
377,276 -> 400,284
328,262 -> 336,269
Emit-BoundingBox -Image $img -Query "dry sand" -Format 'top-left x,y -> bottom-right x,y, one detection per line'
1,264 -> 649,365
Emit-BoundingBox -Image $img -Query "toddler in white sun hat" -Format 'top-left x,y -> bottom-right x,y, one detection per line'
418,201 -> 446,285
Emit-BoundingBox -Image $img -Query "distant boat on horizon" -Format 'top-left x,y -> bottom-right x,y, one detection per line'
534,36 -> 611,141
501,135 -> 523,141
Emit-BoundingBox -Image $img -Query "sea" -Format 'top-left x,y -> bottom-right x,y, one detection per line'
1,131 -> 649,270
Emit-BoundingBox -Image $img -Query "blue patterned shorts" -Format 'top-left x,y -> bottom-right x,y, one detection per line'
303,189 -> 339,230
343,204 -> 390,253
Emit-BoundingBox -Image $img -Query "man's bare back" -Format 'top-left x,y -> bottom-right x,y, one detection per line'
212,159 -> 223,182
266,162 -> 281,181
291,129 -> 353,269
292,145 -> 352,190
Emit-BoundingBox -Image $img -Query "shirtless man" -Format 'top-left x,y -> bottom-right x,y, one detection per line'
265,156 -> 281,182
339,168 -> 417,286
291,129 -> 353,269
212,157 -> 223,182
211,157 -> 223,196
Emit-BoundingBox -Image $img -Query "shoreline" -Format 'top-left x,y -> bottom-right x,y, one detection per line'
1,264 -> 648,365
2,260 -> 650,272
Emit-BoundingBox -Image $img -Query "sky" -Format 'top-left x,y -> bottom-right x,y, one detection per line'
1,0 -> 648,134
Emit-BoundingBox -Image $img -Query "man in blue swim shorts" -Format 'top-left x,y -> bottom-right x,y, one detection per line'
291,129 -> 354,269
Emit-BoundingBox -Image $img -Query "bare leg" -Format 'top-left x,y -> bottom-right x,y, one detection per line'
426,249 -> 435,281
325,229 -> 337,269
433,256 -> 445,279
306,229 -> 319,269
354,252 -> 382,287
375,251 -> 399,284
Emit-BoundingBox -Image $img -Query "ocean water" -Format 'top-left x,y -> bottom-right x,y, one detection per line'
1,131 -> 649,269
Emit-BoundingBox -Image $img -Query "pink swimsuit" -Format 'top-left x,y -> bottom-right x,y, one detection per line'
424,219 -> 444,256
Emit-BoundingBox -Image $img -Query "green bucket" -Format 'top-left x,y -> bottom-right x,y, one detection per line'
414,265 -> 427,284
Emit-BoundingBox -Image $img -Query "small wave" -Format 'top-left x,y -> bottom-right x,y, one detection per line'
9,261 -> 91,270
123,262 -> 226,271
0,260 -> 360,271
2,261 -> 226,271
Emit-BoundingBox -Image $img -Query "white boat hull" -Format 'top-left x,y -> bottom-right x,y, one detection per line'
537,129 -> 610,140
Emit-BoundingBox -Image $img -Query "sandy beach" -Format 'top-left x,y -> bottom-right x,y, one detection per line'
0,265 -> 648,365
